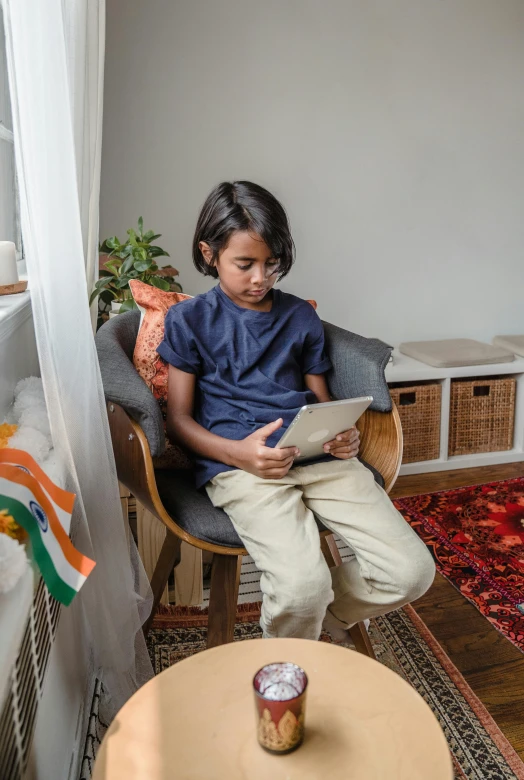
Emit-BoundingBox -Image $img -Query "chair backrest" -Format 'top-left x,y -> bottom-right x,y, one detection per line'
322,321 -> 393,413
95,310 -> 395,460
95,310 -> 166,458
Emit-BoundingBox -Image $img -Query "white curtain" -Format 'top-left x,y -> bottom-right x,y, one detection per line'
3,0 -> 153,718
62,0 -> 105,301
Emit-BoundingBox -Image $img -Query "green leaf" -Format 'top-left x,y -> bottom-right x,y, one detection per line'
89,289 -> 100,306
126,230 -> 138,246
121,255 -> 135,274
132,247 -> 147,262
138,216 -> 144,235
142,230 -> 155,242
115,276 -> 131,289
105,236 -> 120,250
148,246 -> 170,258
149,233 -> 162,242
99,269 -> 114,278
133,259 -> 151,273
150,276 -> 170,291
94,277 -> 113,289
103,260 -> 120,275
119,297 -> 138,312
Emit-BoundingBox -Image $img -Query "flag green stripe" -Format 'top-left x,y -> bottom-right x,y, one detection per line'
0,494 -> 77,605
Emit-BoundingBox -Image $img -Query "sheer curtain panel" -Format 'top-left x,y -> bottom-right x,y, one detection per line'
3,0 -> 153,718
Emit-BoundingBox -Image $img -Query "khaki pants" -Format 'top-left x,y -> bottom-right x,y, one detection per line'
206,458 -> 435,640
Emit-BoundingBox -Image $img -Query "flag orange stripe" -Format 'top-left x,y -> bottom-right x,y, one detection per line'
0,464 -> 94,577
0,448 -> 75,513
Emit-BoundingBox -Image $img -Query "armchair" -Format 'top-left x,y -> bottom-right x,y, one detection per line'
95,311 -> 402,657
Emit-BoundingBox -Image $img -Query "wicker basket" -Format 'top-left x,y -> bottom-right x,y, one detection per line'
389,383 -> 441,463
448,376 -> 515,456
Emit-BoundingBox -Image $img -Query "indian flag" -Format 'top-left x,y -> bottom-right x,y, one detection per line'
0,448 -> 95,605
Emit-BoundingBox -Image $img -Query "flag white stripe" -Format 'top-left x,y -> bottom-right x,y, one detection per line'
0,476 -> 86,592
1,457 -> 72,534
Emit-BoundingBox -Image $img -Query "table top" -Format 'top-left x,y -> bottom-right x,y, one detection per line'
93,638 -> 453,780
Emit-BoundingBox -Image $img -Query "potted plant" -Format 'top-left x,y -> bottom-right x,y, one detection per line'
90,217 -> 182,325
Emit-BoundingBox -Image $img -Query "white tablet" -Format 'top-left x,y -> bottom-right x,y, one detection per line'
275,396 -> 373,463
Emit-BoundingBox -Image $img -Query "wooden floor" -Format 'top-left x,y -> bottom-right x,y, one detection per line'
390,462 -> 524,760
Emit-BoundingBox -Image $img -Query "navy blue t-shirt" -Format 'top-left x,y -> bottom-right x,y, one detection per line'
157,285 -> 332,488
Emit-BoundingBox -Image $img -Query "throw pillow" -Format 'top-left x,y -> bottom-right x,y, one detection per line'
130,280 -> 193,469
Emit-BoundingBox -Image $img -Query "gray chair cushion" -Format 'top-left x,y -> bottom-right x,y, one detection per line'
155,458 -> 384,549
322,321 -> 393,412
155,469 -> 242,547
95,311 -> 166,457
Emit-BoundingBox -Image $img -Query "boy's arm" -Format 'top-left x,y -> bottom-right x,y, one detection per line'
304,373 -> 360,459
304,372 -> 332,403
166,365 -> 298,479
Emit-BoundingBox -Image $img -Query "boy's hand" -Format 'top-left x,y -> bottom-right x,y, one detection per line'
323,426 -> 360,459
229,419 -> 298,479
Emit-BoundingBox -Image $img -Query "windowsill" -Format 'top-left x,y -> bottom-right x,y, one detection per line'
0,279 -> 31,344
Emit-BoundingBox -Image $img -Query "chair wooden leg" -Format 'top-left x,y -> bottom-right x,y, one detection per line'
321,533 -> 343,567
143,532 -> 182,637
207,554 -> 242,649
321,532 -> 376,660
349,622 -> 376,660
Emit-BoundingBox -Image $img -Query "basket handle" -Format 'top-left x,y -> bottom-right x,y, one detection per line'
399,391 -> 416,406
473,386 -> 490,397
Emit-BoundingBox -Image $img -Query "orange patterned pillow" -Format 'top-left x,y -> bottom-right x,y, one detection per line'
130,280 -> 194,469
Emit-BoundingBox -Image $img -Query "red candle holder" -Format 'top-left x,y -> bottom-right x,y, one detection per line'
253,662 -> 308,754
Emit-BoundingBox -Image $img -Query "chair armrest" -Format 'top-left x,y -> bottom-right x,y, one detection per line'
357,406 -> 403,493
95,312 -> 165,458
322,321 -> 393,412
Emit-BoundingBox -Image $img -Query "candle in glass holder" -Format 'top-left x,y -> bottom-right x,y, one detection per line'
253,662 -> 308,754
0,242 -> 18,286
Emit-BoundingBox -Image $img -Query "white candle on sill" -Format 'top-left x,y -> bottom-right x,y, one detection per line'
0,241 -> 19,286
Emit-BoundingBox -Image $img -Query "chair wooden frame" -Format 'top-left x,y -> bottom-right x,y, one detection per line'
108,401 -> 403,656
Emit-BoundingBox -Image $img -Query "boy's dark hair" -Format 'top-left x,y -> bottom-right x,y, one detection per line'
192,181 -> 295,280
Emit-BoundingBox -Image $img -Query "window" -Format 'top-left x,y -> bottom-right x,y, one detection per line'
0,7 -> 21,256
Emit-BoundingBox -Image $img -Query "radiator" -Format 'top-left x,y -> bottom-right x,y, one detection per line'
0,578 -> 60,778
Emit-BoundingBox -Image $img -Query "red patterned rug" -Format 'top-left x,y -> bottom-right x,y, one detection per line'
394,477 -> 524,652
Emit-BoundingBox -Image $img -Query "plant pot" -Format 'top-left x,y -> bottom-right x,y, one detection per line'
109,300 -> 123,319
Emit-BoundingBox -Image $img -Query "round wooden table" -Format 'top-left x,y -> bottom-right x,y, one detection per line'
93,638 -> 453,780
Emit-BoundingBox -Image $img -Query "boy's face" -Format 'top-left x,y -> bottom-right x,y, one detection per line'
199,231 -> 280,310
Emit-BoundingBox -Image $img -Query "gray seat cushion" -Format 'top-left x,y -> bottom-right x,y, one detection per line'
155,459 -> 384,548
399,338 -> 514,368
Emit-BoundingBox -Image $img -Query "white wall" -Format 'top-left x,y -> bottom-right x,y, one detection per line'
100,0 -> 524,345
